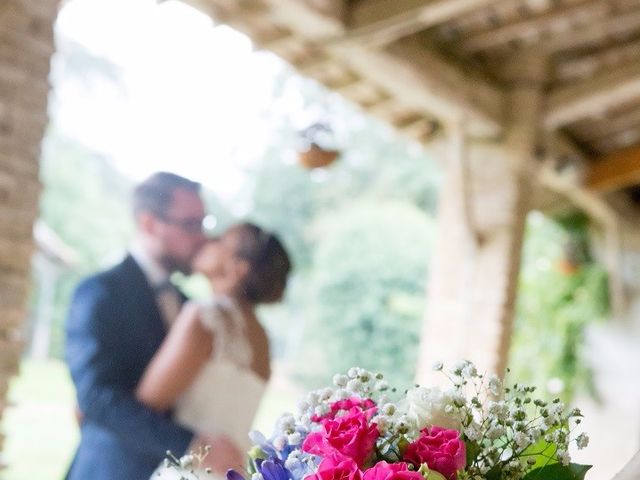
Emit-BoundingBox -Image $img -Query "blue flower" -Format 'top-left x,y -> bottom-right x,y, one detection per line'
227,469 -> 246,480
257,458 -> 292,480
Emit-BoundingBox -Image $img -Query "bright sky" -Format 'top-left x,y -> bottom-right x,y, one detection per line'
52,0 -> 292,201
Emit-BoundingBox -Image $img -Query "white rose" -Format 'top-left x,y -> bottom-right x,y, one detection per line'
397,386 -> 462,431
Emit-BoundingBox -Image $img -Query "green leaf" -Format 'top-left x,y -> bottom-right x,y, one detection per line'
483,465 -> 502,480
465,440 -> 480,467
520,433 -> 558,470
523,463 -> 592,480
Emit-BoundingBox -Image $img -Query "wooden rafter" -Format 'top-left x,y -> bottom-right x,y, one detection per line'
556,38 -> 640,82
332,38 -> 504,136
459,0 -> 611,53
529,7 -> 640,54
343,0 -> 497,47
592,129 -> 640,153
256,0 -> 506,136
575,108 -> 640,140
546,62 -> 640,128
587,145 -> 640,193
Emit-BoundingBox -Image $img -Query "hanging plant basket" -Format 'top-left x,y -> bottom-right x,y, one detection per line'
297,122 -> 340,169
556,258 -> 580,276
298,143 -> 339,169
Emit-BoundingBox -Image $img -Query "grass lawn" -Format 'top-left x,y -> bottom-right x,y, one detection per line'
0,359 -> 301,480
2,359 -> 79,480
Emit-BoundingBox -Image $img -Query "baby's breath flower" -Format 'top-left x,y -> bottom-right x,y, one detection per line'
306,392 -> 320,407
179,454 -> 194,469
252,473 -> 264,480
375,380 -> 389,391
346,379 -> 363,393
576,433 -> 589,449
277,413 -> 296,433
486,424 -> 505,440
487,374 -> 501,396
570,407 -> 583,417
557,450 -> 571,466
288,432 -> 302,445
432,361 -> 443,371
462,362 -> 478,379
465,422 -> 482,441
314,404 -> 329,418
285,457 -> 302,471
319,388 -> 334,401
333,374 -> 348,387
451,360 -> 468,377
381,403 -> 396,416
273,435 -> 287,451
333,389 -> 350,401
514,431 -> 531,449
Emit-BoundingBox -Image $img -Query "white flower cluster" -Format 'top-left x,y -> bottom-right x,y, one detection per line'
432,361 -> 589,480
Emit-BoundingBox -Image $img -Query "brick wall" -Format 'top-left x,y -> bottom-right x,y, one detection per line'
0,0 -> 59,458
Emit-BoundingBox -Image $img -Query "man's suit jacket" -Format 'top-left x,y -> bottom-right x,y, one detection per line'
65,254 -> 193,480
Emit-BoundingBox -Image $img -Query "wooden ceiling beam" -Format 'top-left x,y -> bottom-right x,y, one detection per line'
399,117 -> 439,141
343,0 -> 497,47
545,62 -> 640,129
530,7 -> 640,54
592,129 -> 640,153
330,37 -> 504,136
587,146 -> 640,193
259,0 -> 505,136
556,38 -> 640,82
459,0 -> 609,53
577,109 -> 640,140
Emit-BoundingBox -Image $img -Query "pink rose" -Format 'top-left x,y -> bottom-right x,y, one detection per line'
403,427 -> 466,480
312,397 -> 377,422
305,454 -> 362,480
363,462 -> 424,480
303,410 -> 379,466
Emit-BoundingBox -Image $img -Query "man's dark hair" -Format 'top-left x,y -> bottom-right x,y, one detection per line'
132,172 -> 200,218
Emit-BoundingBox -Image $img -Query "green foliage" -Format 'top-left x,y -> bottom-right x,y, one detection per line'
522,463 -> 592,480
39,131 -> 134,272
511,212 -> 610,401
294,202 -> 434,388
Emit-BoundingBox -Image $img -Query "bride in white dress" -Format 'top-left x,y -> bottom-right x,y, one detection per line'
134,223 -> 292,479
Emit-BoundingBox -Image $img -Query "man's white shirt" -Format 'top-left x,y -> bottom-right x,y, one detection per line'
130,242 -> 181,327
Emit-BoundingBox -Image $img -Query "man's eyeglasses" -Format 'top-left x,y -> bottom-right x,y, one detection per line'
158,215 -> 205,234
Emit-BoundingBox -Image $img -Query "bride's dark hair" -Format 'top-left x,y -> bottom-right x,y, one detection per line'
230,222 -> 292,304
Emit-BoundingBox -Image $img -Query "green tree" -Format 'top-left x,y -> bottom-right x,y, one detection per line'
294,202 -> 434,388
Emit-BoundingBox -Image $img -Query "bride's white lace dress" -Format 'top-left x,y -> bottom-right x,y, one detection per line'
152,297 -> 267,479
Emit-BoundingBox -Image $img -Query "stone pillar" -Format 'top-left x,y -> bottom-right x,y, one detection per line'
0,0 -> 59,459
416,57 -> 548,383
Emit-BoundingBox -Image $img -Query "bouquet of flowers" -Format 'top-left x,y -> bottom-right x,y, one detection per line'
226,361 -> 590,480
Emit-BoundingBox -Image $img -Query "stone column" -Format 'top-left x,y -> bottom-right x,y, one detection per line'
0,0 -> 59,458
416,56 -> 548,383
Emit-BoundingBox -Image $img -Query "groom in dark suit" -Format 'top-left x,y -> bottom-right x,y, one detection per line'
65,172 -> 220,479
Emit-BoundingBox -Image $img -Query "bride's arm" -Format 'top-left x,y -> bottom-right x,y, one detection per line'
136,302 -> 213,412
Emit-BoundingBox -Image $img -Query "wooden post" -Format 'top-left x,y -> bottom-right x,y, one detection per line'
416,56 -> 548,382
0,0 -> 59,460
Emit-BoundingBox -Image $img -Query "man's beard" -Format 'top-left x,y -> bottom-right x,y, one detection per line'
159,255 -> 192,275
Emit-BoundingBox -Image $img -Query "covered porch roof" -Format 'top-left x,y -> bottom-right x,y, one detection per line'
183,0 -> 640,222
